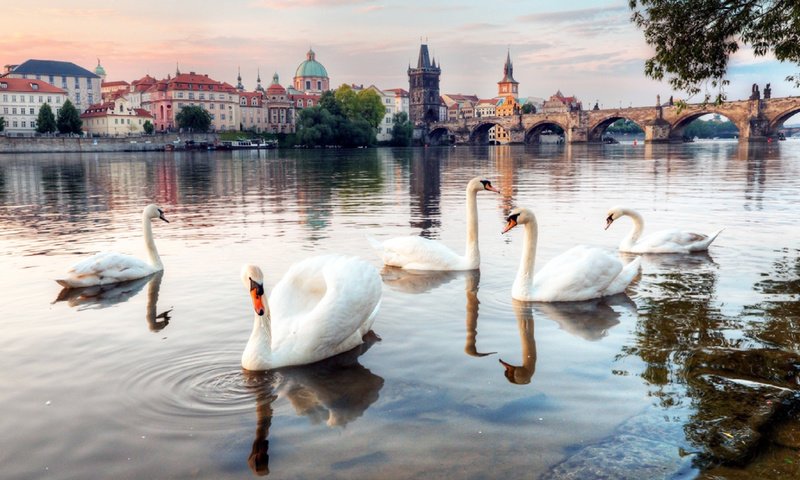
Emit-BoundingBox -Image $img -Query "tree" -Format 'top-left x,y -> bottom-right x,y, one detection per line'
36,103 -> 57,134
334,84 -> 386,129
0,116 -> 4,133
143,120 -> 154,135
56,99 -> 82,134
390,112 -> 414,146
629,0 -> 800,100
521,104 -> 536,114
175,105 -> 212,132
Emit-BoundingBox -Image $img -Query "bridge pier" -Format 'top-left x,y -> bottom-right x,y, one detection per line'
644,119 -> 671,143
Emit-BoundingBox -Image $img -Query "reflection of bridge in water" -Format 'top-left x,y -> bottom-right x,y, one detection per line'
425,96 -> 800,145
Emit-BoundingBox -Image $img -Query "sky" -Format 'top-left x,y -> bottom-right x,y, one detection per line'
4,0 -> 799,108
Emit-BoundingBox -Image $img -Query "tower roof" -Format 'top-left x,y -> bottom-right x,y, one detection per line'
294,48 -> 329,78
499,49 -> 518,85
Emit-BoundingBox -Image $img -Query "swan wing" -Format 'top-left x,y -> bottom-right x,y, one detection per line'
57,251 -> 156,287
377,236 -> 465,270
630,229 -> 721,253
269,255 -> 382,364
602,257 -> 641,296
531,246 -> 623,302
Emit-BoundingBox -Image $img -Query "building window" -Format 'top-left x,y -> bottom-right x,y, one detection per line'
12,108 -> 16,114
75,78 -> 80,89
21,121 -> 26,128
188,92 -> 194,100
307,100 -> 313,107
177,92 -> 184,98
29,108 -> 34,115
199,93 -> 205,100
210,104 -> 215,109
49,75 -> 54,83
317,81 -> 321,90
11,95 -> 16,102
305,80 -> 310,90
220,114 -> 226,120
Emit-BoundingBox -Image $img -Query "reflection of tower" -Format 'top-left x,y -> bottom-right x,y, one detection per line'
409,149 -> 442,237
491,145 -> 516,217
408,44 -> 441,125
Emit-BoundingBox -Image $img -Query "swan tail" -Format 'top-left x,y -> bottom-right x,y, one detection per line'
705,228 -> 724,248
604,257 -> 641,296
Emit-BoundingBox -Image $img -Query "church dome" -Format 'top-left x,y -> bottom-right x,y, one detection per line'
94,59 -> 106,77
294,49 -> 328,78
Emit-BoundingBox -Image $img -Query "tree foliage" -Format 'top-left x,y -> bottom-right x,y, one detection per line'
295,85 -> 386,147
143,120 -> 154,134
0,116 -> 5,133
176,105 -> 212,132
390,112 -> 414,146
56,99 -> 82,134
606,119 -> 643,134
36,103 -> 57,134
629,0 -> 800,100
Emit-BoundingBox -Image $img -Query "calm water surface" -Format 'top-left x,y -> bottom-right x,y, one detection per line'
1,143 -> 799,479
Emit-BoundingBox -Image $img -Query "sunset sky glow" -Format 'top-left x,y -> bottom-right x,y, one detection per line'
6,0 -> 798,107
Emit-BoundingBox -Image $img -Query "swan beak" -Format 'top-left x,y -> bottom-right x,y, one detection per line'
159,212 -> 170,223
486,185 -> 501,194
502,218 -> 517,234
604,216 -> 614,230
249,282 -> 266,316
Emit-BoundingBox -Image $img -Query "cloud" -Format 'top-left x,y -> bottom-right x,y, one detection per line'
517,5 -> 628,24
249,0 -> 373,9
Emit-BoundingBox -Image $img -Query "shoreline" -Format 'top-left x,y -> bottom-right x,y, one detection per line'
0,132 -> 219,154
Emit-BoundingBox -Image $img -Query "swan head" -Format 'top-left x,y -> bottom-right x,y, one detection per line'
605,205 -> 625,230
499,359 -> 531,385
241,264 -> 266,316
468,177 -> 501,194
144,204 -> 169,223
501,207 -> 533,234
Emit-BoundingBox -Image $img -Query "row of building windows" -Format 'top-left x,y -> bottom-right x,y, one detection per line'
21,74 -> 94,89
2,94 -> 63,104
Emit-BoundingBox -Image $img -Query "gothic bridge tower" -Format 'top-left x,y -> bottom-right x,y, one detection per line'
408,44 -> 441,125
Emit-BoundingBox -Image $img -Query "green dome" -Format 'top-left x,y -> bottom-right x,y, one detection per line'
94,59 -> 106,77
295,49 -> 328,78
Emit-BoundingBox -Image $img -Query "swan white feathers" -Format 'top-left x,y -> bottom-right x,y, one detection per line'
368,177 -> 500,270
56,204 -> 169,288
241,255 -> 382,371
605,206 -> 722,253
503,207 -> 640,302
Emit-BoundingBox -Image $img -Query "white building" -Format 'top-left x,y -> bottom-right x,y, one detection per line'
0,78 -> 68,136
80,97 -> 154,136
4,59 -> 101,114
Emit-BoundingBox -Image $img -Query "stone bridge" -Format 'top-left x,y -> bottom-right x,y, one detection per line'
424,96 -> 800,144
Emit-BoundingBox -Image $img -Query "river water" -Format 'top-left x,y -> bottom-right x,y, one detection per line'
1,142 -> 798,479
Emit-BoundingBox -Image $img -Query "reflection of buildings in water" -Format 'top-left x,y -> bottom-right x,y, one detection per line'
533,294 -> 635,341
463,270 -> 495,358
499,300 -> 537,385
491,145 -> 516,217
409,149 -> 442,238
244,337 -> 384,476
53,271 -> 172,331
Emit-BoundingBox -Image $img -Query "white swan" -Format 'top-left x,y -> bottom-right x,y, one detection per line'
605,206 -> 723,253
503,207 -> 641,302
368,177 -> 500,270
56,204 -> 169,288
240,255 -> 382,371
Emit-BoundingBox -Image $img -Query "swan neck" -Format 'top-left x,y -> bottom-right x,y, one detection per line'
142,215 -> 162,269
513,217 -> 538,299
464,188 -> 479,267
248,312 -> 273,358
623,209 -> 644,247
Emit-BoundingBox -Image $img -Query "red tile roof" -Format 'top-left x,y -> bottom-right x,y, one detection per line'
0,77 -> 66,94
81,101 -> 154,118
102,80 -> 130,88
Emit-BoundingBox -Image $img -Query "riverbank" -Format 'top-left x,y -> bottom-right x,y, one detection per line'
0,133 -> 219,153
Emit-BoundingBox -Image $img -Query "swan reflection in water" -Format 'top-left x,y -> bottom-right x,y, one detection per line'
53,271 -> 173,331
244,333 -> 384,476
380,267 -> 494,357
620,250 -> 717,271
532,294 -> 637,341
499,300 -> 537,385
379,266 -> 460,294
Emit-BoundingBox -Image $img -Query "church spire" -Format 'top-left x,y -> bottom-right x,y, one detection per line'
236,66 -> 244,91
256,68 -> 264,92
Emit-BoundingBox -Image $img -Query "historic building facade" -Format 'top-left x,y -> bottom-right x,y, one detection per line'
3,59 -> 101,113
289,49 -> 330,110
0,77 -> 67,136
141,70 -> 238,131
408,44 -> 441,125
263,73 -> 295,134
80,97 -> 154,136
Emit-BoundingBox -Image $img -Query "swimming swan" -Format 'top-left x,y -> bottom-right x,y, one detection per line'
56,204 -> 169,288
240,255 -> 382,371
369,177 -> 500,270
605,206 -> 723,253
503,207 -> 640,302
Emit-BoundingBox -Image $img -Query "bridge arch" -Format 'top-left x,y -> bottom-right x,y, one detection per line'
427,126 -> 453,146
588,116 -> 645,142
670,111 -> 743,142
769,106 -> 800,132
524,121 -> 567,144
469,121 -> 506,145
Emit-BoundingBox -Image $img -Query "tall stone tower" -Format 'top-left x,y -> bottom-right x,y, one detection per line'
408,44 -> 441,125
497,49 -> 518,98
